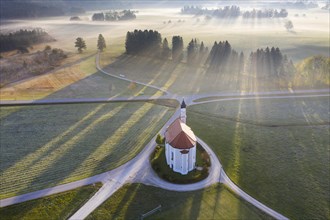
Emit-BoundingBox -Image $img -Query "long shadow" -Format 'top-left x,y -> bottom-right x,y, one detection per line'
90,101 -> 173,176
104,54 -> 189,95
0,103 -> 102,172
12,102 -> 136,197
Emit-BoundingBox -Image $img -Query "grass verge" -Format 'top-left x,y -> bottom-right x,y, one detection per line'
0,183 -> 102,220
87,183 -> 272,220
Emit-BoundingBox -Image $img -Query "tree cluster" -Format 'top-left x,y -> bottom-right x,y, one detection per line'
212,6 -> 240,18
242,8 -> 288,18
125,30 -> 162,56
70,16 -> 81,21
172,36 -> 184,62
286,1 -> 318,9
248,47 -> 295,78
187,39 -> 208,65
181,6 -> 204,15
181,5 -> 240,18
205,41 -> 244,74
92,10 -> 136,21
0,28 -> 53,52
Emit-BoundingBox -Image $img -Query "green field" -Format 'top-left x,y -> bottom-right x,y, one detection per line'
45,54 -> 162,99
87,183 -> 272,220
104,54 -> 299,95
0,183 -> 102,220
187,96 -> 330,219
0,101 -> 175,199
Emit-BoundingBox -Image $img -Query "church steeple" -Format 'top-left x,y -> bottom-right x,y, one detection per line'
181,99 -> 186,109
180,99 -> 186,123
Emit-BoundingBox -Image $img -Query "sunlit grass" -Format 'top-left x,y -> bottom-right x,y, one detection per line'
0,54 -> 160,101
188,96 -> 330,219
87,183 -> 272,220
0,102 -> 174,199
0,183 -> 102,220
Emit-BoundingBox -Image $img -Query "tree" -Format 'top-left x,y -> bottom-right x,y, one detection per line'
284,20 -> 294,31
187,38 -> 198,64
172,36 -> 183,62
97,34 -> 106,52
75,37 -> 86,53
162,38 -> 171,58
156,133 -> 164,145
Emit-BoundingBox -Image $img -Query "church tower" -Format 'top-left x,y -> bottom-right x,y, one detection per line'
180,99 -> 186,123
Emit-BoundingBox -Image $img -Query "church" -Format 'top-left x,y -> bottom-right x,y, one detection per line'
164,100 -> 197,175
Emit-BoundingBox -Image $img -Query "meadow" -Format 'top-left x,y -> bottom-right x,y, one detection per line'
187,96 -> 330,219
0,101 -> 175,199
0,183 -> 102,220
87,183 -> 272,220
0,54 -> 160,101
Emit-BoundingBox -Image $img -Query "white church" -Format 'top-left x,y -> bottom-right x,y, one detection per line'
165,99 -> 197,175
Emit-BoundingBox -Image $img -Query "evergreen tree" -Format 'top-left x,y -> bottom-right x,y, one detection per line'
75,37 -> 86,53
97,34 -> 106,52
162,38 -> 171,58
239,51 -> 245,73
199,41 -> 205,54
125,29 -> 162,56
172,36 -> 183,62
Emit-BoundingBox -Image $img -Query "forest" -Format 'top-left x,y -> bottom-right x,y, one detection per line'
0,29 -> 54,53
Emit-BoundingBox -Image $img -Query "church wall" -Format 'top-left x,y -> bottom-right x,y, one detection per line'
165,143 -> 196,175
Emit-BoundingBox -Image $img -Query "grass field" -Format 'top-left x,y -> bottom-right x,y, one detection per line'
0,101 -> 175,199
87,183 -> 272,220
187,96 -> 330,219
0,183 -> 102,220
0,55 -> 160,101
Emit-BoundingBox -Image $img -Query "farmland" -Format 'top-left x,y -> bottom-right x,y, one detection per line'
87,183 -> 272,220
0,183 -> 102,220
187,96 -> 330,219
0,101 -> 175,199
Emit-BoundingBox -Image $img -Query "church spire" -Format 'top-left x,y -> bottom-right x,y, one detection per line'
181,99 -> 186,109
180,99 -> 186,123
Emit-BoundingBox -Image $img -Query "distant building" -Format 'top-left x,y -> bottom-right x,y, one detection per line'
165,99 -> 196,175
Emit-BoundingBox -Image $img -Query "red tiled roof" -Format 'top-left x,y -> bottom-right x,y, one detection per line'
165,118 -> 196,149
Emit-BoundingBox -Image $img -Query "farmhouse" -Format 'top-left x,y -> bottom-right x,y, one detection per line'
165,100 -> 197,175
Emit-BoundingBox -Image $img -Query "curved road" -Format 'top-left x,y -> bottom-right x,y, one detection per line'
1,52 -> 329,219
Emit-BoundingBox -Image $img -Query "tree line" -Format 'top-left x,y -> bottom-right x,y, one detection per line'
124,29 -> 297,79
92,10 -> 136,21
0,29 -> 53,53
242,9 -> 288,19
181,5 -> 288,19
247,47 -> 295,78
206,41 -> 244,74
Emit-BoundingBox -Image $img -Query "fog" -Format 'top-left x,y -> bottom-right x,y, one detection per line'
1,5 -> 329,61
